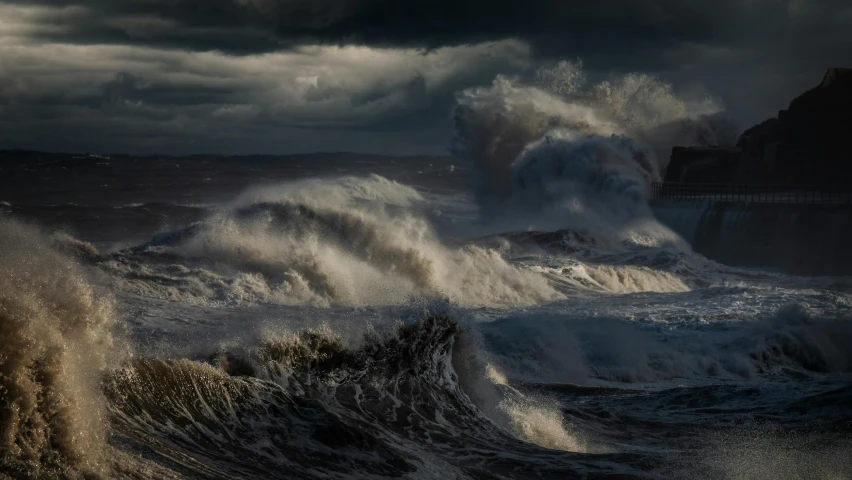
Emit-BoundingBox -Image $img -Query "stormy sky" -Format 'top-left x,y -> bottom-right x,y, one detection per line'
1,0 -> 849,155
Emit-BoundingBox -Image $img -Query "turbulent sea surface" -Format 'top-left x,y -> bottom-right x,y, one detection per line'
2,65 -> 851,479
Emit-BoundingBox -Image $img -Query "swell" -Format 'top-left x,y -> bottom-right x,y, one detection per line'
0,250 -> 629,480
2,215 -> 847,479
480,303 -> 852,385
84,173 -> 732,308
102,308 -> 624,479
100,297 -> 852,478
98,175 -> 563,308
0,202 -> 208,244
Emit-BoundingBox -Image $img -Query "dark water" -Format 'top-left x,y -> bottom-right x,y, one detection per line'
1,151 -> 850,480
0,151 -> 462,243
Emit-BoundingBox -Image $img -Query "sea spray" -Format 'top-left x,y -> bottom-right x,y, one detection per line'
452,328 -> 589,453
452,60 -> 735,249
104,175 -> 563,308
0,218 -> 121,478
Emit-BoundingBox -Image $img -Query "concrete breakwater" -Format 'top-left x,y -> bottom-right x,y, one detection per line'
653,199 -> 852,276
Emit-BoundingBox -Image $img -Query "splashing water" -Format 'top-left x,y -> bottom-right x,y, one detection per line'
105,175 -> 563,308
0,218 -> 122,478
452,60 -> 720,249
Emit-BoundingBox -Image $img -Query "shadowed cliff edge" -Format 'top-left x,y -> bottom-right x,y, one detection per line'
663,68 -> 852,186
654,69 -> 852,276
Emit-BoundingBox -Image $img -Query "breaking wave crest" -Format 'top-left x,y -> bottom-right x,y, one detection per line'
84,60 -> 753,310
103,175 -> 563,308
97,302 -> 851,479
0,217 -> 121,478
452,60 -> 735,250
103,305 -> 599,479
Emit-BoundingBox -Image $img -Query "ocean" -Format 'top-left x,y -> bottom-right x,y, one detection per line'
1,70 -> 851,479
1,151 -> 850,480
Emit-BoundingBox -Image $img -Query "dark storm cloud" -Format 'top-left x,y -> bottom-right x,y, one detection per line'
5,1 -> 850,91
0,29 -> 532,153
1,0 -> 850,154
0,0 -> 818,55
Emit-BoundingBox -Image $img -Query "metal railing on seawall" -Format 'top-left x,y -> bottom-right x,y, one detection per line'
651,182 -> 852,204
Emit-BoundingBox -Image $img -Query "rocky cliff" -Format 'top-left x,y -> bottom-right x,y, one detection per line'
737,67 -> 852,185
666,68 -> 852,185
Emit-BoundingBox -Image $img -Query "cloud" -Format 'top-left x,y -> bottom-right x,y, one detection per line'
0,1 -> 844,60
0,0 -> 850,153
0,24 -> 532,153
0,1 -> 784,53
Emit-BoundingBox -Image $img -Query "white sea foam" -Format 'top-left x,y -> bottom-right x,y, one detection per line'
479,302 -> 852,385
452,60 -> 736,250
110,175 -> 563,308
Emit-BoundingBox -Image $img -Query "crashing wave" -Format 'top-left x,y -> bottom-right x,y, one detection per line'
452,60 -> 735,250
102,305 -> 617,479
0,217 -> 122,478
103,175 -> 563,308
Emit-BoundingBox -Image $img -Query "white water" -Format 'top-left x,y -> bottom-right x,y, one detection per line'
1,61 -> 849,480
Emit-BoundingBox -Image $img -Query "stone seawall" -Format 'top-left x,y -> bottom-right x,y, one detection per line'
653,200 -> 852,276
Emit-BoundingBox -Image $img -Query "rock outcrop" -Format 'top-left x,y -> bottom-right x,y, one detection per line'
666,68 -> 852,185
737,67 -> 852,185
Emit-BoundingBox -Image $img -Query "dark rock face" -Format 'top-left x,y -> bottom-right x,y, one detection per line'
734,118 -> 780,183
654,201 -> 852,275
737,67 -> 852,185
665,146 -> 741,183
666,68 -> 852,185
